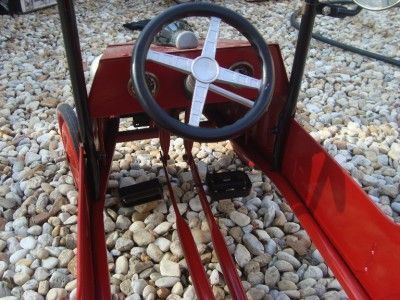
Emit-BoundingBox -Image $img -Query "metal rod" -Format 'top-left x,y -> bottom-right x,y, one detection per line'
185,141 -> 247,299
272,0 -> 318,169
116,128 -> 159,143
77,146 -> 95,300
160,153 -> 215,300
57,0 -> 99,198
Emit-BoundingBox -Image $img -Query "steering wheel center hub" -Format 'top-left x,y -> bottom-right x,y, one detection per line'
191,56 -> 219,83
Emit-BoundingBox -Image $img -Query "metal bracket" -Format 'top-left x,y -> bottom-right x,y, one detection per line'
316,1 -> 362,18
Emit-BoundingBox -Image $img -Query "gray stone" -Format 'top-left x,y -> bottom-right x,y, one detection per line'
146,243 -> 163,263
247,271 -> 264,286
183,285 -> 196,299
264,266 -> 280,287
274,260 -> 294,272
49,271 -> 70,288
155,276 -> 180,288
189,197 -> 202,212
298,278 -> 317,289
282,290 -> 300,299
254,230 -> 270,242
22,279 -> 39,291
46,288 -> 67,300
278,280 -> 297,291
58,249 -> 74,267
303,266 -> 323,280
154,237 -> 171,252
276,251 -> 301,268
388,143 -> 400,161
283,222 -> 300,234
115,256 -> 128,275
381,184 -> 399,198
391,202 -> 400,214
115,237 -> 134,251
244,260 -> 260,276
33,268 -> 50,281
246,287 -> 267,300
171,282 -> 184,296
13,272 -> 30,286
131,278 -> 147,295
23,290 -> 44,300
143,285 -> 157,298
191,228 -> 211,244
42,257 -> 59,269
153,222 -> 172,235
243,233 -> 264,256
262,198 -> 276,227
234,244 -> 251,268
218,200 -> 235,214
116,215 -> 131,230
133,229 -> 155,246
0,281 -> 11,297
229,211 -> 251,227
10,249 -> 29,264
327,279 -> 342,290
160,259 -> 180,277
209,269 -> 220,285
120,279 -> 132,296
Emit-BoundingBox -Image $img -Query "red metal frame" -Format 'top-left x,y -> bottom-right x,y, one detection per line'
59,40 -> 400,300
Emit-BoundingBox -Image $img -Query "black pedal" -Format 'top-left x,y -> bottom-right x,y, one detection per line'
119,178 -> 163,207
132,113 -> 151,127
206,171 -> 252,200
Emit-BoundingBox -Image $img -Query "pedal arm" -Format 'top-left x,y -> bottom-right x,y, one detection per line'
160,153 -> 214,300
185,148 -> 247,300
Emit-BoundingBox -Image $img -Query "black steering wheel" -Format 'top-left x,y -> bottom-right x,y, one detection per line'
131,3 -> 275,142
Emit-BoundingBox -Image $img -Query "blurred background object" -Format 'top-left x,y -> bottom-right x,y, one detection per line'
0,0 -> 56,14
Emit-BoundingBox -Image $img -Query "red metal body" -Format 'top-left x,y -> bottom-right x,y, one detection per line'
58,40 -> 400,300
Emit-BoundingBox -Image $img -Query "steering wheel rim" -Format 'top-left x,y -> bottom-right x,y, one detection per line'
132,3 -> 274,142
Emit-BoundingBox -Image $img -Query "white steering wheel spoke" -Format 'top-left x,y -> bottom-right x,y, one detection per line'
201,17 -> 221,59
217,67 -> 262,90
147,50 -> 193,74
188,81 -> 210,126
209,84 -> 254,108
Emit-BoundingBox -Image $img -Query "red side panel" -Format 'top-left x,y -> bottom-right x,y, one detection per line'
282,121 -> 400,300
230,120 -> 400,300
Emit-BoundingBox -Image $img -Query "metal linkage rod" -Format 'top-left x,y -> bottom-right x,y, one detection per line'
272,0 -> 318,169
161,158 -> 214,300
160,129 -> 213,298
184,141 -> 247,300
57,0 -> 100,198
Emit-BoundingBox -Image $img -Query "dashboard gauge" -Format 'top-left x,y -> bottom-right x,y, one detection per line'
229,61 -> 254,77
128,72 -> 158,98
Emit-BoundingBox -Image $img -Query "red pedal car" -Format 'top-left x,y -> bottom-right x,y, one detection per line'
56,0 -> 400,299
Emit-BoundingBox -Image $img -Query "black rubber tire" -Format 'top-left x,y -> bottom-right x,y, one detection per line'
132,2 -> 275,142
57,103 -> 80,157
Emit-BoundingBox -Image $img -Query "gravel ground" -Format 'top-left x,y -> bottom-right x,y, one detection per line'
0,0 -> 399,299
